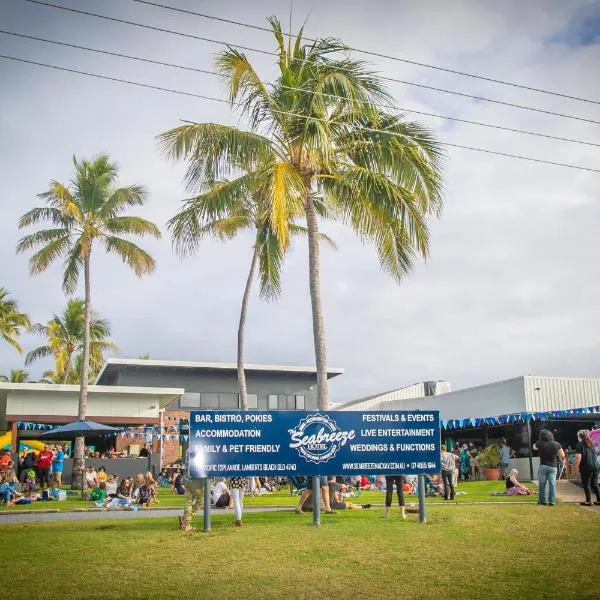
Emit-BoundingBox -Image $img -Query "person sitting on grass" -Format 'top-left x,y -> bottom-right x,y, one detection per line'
0,471 -> 23,506
211,478 -> 230,508
171,469 -> 186,495
85,467 -> 98,490
328,477 -> 371,511
295,476 -> 335,514
117,477 -> 133,501
105,474 -> 119,498
90,481 -> 107,504
145,472 -> 158,504
96,466 -> 108,483
504,469 -> 533,495
136,477 -> 154,508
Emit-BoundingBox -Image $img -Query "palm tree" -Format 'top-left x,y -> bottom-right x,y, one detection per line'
26,299 -> 117,384
159,19 -> 444,410
17,154 -> 161,485
0,369 -> 30,383
0,288 -> 31,353
167,174 -> 334,409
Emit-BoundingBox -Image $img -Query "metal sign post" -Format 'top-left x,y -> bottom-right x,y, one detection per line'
203,477 -> 211,532
312,475 -> 320,527
417,475 -> 426,523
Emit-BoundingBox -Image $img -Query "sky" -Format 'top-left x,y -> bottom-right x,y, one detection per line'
0,0 -> 599,403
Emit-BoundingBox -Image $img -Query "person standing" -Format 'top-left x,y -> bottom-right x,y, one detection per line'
533,429 -> 565,506
440,445 -> 456,500
36,445 -> 54,490
573,430 -> 600,507
52,445 -> 65,488
384,474 -> 407,519
499,438 -> 512,479
229,476 -> 246,527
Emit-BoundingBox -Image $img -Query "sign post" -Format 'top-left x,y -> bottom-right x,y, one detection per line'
203,477 -> 211,532
417,474 -> 426,523
312,475 -> 321,526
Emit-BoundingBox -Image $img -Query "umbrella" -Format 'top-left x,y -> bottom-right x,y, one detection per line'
39,420 -> 122,495
38,419 -> 122,439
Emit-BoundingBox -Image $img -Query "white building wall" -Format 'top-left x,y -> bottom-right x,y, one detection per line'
524,376 -> 600,412
344,377 -> 528,421
6,390 -> 160,419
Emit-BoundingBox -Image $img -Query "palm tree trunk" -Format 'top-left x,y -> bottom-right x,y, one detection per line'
73,251 -> 91,489
304,195 -> 328,411
237,244 -> 259,410
62,350 -> 73,384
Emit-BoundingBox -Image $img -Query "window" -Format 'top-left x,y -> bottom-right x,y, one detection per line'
268,395 -> 278,410
247,394 -> 258,409
296,395 -> 305,410
278,395 -> 287,409
219,393 -> 239,409
286,395 -> 295,409
200,393 -> 219,409
180,393 -> 200,408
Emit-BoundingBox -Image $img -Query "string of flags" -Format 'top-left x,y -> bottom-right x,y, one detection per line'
17,421 -> 54,431
441,405 -> 600,431
17,419 -> 191,442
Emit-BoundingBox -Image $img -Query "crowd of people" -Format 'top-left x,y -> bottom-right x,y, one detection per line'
1,428 -> 598,520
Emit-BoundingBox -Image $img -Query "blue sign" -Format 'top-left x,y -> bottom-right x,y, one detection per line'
188,410 -> 440,477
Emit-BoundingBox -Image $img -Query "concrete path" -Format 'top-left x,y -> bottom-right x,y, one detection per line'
0,506 -> 288,525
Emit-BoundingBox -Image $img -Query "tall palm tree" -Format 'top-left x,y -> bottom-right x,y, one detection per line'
17,154 -> 160,485
0,369 -> 30,383
26,299 -> 117,384
166,174 -> 334,409
159,19 -> 444,410
0,288 -> 31,353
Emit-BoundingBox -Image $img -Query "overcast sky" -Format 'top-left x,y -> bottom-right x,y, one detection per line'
1,0 -> 599,403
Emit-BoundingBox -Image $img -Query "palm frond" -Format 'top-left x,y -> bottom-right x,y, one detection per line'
62,240 -> 84,294
267,162 -> 306,248
38,181 -> 82,223
18,207 -> 73,228
25,234 -> 73,275
15,228 -> 71,253
99,185 -> 147,218
104,216 -> 161,238
255,225 -> 283,300
25,345 -> 53,365
103,236 -> 156,276
289,223 -> 337,249
158,123 -> 275,189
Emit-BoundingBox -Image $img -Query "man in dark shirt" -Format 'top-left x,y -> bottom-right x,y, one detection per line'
533,429 -> 565,506
138,444 -> 151,458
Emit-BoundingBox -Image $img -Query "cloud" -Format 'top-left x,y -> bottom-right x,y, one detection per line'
0,0 -> 598,402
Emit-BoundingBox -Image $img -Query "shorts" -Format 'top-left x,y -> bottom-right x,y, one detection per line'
306,476 -> 327,489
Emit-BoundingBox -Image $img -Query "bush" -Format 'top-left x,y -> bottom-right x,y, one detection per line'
477,445 -> 503,469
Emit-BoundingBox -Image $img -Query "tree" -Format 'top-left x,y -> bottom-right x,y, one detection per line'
0,369 -> 30,383
17,154 -> 161,486
0,288 -> 31,353
159,19 -> 444,410
26,299 -> 117,384
166,173 -> 334,409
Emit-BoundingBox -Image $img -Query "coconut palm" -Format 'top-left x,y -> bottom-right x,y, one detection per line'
0,369 -> 30,383
26,299 -> 117,384
0,288 -> 31,353
167,174 -> 334,409
17,154 -> 160,485
159,18 -> 444,410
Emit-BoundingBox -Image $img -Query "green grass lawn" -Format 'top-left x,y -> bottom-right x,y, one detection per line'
0,504 -> 597,600
0,480 -> 538,512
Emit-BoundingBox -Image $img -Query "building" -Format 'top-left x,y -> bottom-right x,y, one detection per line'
95,358 -> 344,463
0,381 -> 183,453
338,375 -> 600,478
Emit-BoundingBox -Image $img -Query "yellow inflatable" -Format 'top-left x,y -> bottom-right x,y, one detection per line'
0,431 -> 45,452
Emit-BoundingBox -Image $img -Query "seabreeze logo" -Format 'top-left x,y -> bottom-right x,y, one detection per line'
288,413 -> 356,463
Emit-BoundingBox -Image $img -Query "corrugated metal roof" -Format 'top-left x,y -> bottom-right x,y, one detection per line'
524,376 -> 600,412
